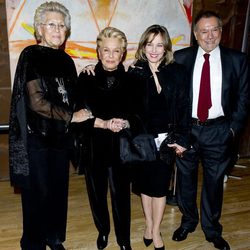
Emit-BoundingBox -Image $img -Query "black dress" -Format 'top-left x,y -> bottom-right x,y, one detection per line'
128,60 -> 191,198
137,77 -> 172,197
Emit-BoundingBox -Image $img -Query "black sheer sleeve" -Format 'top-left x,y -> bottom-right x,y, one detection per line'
26,79 -> 72,123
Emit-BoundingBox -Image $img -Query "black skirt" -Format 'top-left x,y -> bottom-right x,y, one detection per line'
132,153 -> 173,197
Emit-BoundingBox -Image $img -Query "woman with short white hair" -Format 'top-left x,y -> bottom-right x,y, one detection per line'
9,2 -> 91,249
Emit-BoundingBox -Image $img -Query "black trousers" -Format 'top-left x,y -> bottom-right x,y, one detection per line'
176,120 -> 233,240
84,161 -> 131,247
20,134 -> 70,250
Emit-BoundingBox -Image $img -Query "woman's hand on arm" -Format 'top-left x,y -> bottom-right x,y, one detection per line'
82,64 -> 96,76
71,109 -> 94,123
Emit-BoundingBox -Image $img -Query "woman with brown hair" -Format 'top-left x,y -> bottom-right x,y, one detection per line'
129,24 -> 190,250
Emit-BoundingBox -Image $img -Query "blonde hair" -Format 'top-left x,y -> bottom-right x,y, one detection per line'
135,24 -> 174,65
34,1 -> 71,41
96,27 -> 127,53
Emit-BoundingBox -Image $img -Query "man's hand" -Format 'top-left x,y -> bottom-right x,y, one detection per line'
167,143 -> 187,158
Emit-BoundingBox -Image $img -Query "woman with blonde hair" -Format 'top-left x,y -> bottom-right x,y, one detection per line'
76,27 -> 142,250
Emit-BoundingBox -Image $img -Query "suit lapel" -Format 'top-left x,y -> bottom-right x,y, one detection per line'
220,46 -> 231,110
189,47 -> 199,105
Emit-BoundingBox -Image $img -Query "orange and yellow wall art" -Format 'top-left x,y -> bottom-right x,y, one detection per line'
6,0 -> 193,82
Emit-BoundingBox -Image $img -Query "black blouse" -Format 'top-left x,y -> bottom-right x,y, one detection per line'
9,44 -> 77,187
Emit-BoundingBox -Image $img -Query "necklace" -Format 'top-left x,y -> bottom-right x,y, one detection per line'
56,77 -> 69,104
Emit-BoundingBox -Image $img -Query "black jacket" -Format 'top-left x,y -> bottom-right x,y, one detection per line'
128,60 -> 191,149
9,45 -> 77,188
76,61 -> 142,166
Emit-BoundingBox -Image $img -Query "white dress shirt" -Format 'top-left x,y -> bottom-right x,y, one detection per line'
192,46 -> 224,119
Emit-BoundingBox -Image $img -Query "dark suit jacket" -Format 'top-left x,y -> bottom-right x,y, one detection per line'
174,45 -> 249,134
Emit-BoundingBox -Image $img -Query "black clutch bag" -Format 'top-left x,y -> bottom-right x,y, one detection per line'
120,129 -> 157,164
159,131 -> 176,165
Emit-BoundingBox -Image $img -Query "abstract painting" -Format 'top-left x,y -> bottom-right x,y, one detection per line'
6,0 -> 193,82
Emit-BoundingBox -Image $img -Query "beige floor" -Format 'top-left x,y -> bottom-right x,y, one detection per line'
0,158 -> 250,250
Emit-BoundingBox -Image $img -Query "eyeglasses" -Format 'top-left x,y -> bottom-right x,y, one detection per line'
41,22 -> 66,31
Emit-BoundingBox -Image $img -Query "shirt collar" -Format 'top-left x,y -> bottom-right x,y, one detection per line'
197,46 -> 220,59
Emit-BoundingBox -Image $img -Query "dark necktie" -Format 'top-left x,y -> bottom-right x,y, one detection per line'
197,53 -> 212,122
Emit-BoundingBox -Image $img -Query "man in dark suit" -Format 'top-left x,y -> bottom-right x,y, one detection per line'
172,10 -> 249,250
